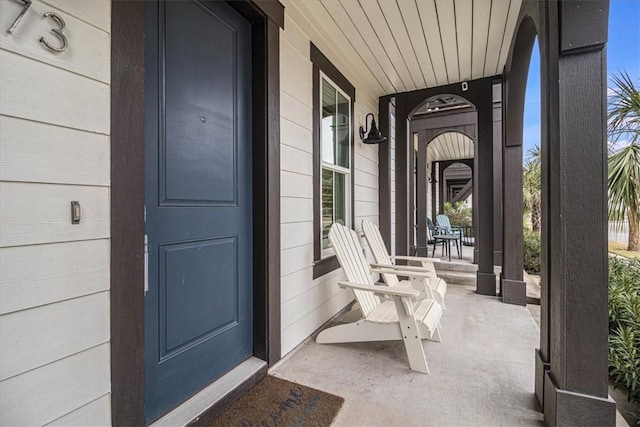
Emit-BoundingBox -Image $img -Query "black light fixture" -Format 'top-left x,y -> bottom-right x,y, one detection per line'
359,113 -> 387,144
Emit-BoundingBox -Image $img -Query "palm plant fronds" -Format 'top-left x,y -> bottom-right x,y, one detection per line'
608,143 -> 640,223
523,144 -> 541,231
608,71 -> 640,145
608,71 -> 640,252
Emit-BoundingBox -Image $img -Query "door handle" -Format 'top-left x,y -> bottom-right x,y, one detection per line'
144,234 -> 149,295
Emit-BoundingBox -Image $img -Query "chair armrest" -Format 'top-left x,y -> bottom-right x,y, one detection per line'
373,262 -> 426,272
337,281 -> 421,298
371,267 -> 436,279
390,255 -> 440,263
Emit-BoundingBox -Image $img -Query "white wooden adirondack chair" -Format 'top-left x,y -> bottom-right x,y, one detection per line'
316,223 -> 443,374
361,219 -> 448,309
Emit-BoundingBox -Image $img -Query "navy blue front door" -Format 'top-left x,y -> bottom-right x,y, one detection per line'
144,1 -> 253,421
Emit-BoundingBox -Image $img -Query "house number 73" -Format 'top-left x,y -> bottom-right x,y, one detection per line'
7,0 -> 69,53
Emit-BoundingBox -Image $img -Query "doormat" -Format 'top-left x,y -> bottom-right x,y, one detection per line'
209,375 -> 344,427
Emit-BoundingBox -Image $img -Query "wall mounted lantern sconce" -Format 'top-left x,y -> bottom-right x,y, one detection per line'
359,113 -> 387,144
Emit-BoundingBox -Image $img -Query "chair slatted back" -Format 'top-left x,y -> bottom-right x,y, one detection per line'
361,219 -> 401,288
328,223 -> 381,317
436,214 -> 452,233
361,219 -> 391,264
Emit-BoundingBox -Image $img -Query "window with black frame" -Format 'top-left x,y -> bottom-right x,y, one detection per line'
310,43 -> 355,278
320,74 -> 351,253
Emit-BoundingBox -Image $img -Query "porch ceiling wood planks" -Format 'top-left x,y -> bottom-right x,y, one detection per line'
428,132 -> 474,162
455,0 -> 473,82
359,0 -> 421,89
289,0 -> 521,97
284,0 -> 386,102
484,0 -> 514,77
471,0 -> 492,79
497,0 -> 523,76
396,0 -> 439,87
435,0 -> 460,84
377,1 -> 426,88
415,0 -> 449,85
322,0 -> 405,93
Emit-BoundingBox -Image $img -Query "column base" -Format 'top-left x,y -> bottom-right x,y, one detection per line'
543,371 -> 616,426
501,277 -> 527,306
476,272 -> 497,296
535,349 -> 550,409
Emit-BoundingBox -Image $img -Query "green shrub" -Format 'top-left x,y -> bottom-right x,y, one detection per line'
523,229 -> 541,274
608,257 -> 640,402
443,202 -> 472,227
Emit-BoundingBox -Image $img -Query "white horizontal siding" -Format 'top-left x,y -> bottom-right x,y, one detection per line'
0,0 -> 110,83
40,0 -> 111,33
281,197 -> 313,225
281,171 -> 313,199
281,92 -> 312,132
0,344 -> 111,426
0,292 -> 109,381
281,145 -> 313,176
279,6 -> 380,356
0,240 -> 109,315
281,244 -> 313,278
281,290 -> 354,355
0,116 -> 109,186
281,272 -> 346,330
281,221 -> 313,251
46,394 -> 111,427
0,50 -> 109,135
0,1 -> 111,424
281,117 -> 313,153
0,182 -> 109,247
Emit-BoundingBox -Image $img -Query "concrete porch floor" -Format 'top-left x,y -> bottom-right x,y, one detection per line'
271,284 -> 544,426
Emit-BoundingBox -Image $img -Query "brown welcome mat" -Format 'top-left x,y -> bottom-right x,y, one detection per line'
209,375 -> 344,427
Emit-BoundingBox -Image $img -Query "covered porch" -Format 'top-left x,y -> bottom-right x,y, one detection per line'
272,283 -> 543,426
0,0 -> 620,425
282,0 -> 615,425
272,280 -> 629,426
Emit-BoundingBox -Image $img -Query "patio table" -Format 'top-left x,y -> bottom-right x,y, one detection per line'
432,234 -> 461,262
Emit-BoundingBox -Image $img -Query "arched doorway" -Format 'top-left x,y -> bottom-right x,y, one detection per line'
378,77 -> 501,296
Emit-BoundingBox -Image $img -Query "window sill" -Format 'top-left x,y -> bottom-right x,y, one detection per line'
312,255 -> 340,279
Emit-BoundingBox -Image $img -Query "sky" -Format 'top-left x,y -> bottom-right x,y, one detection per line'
522,0 -> 640,158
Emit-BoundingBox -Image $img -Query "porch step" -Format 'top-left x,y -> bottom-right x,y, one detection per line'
433,261 -> 478,273
436,270 -> 477,286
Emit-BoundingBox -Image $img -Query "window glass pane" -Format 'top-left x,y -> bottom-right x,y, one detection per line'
334,172 -> 346,227
321,168 -> 334,250
336,92 -> 350,168
321,79 -> 336,165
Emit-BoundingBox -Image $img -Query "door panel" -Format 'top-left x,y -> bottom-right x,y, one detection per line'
163,1 -> 237,204
160,237 -> 237,356
144,1 -> 252,421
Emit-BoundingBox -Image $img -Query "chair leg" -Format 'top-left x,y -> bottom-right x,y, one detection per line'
394,299 -> 429,373
437,292 -> 446,310
430,323 -> 443,343
399,317 -> 429,373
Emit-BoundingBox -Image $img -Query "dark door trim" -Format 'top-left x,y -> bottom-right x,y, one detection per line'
110,1 -> 283,424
